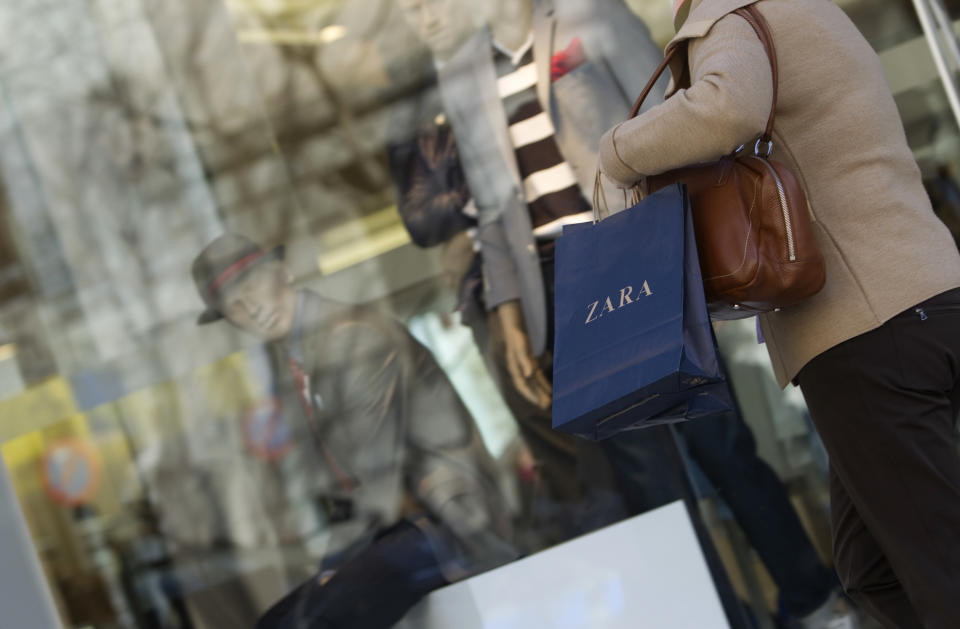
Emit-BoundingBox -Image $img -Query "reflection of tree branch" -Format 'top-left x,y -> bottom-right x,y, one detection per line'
87,79 -> 173,181
27,1 -> 267,346
181,0 -> 219,95
344,0 -> 393,40
281,0 -> 395,191
293,45 -> 389,190
86,80 -> 236,180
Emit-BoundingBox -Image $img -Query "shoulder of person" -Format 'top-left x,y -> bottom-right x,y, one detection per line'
291,294 -> 390,362
671,0 -> 768,49
321,307 -> 409,361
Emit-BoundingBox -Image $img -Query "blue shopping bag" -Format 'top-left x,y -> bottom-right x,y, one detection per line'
552,184 -> 731,441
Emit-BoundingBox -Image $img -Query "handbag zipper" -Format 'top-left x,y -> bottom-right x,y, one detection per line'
748,156 -> 796,261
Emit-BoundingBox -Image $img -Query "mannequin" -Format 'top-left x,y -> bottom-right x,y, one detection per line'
489,0 -> 552,411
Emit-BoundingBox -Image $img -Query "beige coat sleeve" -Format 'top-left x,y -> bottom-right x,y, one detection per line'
598,14 -> 773,186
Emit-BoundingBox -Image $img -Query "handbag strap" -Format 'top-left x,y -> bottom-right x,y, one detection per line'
628,4 -> 778,148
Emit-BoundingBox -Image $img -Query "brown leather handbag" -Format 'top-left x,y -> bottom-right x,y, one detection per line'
625,4 -> 825,319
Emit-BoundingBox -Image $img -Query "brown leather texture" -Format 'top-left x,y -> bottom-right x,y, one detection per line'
645,154 -> 825,318
628,3 -> 825,318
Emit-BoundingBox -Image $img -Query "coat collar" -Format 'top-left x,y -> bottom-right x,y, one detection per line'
667,0 -> 758,50
663,0 -> 759,97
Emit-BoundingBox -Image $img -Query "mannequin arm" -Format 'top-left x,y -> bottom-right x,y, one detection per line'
497,300 -> 552,410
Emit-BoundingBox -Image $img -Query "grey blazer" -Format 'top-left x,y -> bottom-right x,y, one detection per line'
435,0 -> 668,356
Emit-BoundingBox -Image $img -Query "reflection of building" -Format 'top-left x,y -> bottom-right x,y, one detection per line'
0,0 -> 442,391
0,3 -> 492,626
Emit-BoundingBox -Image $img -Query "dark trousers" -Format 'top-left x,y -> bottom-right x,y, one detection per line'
797,288 -> 960,629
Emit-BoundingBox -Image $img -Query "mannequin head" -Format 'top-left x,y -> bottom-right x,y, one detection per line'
398,0 -> 478,60
217,261 -> 297,341
483,0 -> 534,47
192,235 -> 297,341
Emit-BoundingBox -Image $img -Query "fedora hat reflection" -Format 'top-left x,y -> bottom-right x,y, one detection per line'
192,234 -> 285,325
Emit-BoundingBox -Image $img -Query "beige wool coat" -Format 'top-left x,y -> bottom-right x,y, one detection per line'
599,0 -> 960,387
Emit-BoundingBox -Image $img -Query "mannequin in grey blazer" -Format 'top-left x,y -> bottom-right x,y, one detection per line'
432,0 -> 666,385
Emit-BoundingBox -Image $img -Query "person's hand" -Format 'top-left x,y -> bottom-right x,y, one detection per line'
497,301 -> 552,409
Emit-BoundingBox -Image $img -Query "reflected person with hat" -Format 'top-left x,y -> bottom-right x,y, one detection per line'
191,235 -> 515,629
193,235 -> 293,336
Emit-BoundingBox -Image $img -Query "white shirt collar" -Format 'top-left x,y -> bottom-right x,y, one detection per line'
492,30 -> 534,66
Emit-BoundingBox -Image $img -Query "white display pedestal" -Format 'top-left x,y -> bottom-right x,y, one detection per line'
397,500 -> 729,629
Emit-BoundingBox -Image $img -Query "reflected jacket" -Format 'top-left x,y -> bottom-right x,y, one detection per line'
434,0 -> 668,357
599,0 -> 960,386
271,290 -> 516,578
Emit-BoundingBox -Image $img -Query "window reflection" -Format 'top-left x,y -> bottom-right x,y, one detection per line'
0,1 -> 955,628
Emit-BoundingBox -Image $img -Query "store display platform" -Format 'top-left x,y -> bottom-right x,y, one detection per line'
397,501 -> 730,628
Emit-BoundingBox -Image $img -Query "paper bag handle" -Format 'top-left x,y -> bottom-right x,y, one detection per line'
592,170 -> 642,223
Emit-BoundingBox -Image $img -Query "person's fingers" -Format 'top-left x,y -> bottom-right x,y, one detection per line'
519,367 -> 551,410
515,376 -> 541,407
506,346 -> 541,406
536,388 -> 552,409
534,369 -> 552,397
536,389 -> 551,410
505,340 -> 522,377
515,344 -> 535,379
506,346 -> 525,388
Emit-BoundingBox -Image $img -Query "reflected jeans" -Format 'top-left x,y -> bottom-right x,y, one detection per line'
678,407 -> 836,619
